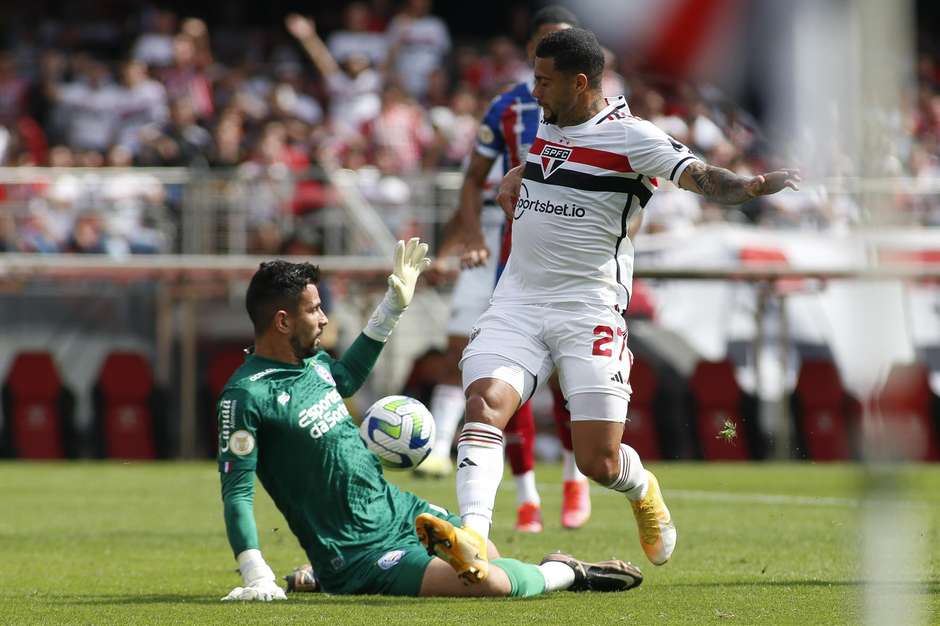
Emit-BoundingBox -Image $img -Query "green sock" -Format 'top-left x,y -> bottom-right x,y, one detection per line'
491,558 -> 546,598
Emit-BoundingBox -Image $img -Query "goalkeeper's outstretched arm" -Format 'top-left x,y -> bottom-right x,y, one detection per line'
219,469 -> 286,601
330,238 -> 431,404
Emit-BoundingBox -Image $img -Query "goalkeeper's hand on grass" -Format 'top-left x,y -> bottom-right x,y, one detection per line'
221,549 -> 287,602
222,579 -> 287,602
364,238 -> 431,343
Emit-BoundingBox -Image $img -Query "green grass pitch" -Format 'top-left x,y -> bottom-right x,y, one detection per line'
1,462 -> 938,625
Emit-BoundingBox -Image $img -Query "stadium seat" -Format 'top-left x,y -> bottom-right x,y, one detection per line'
1,352 -> 73,459
792,360 -> 853,461
875,363 -> 940,461
622,355 -> 661,460
94,352 -> 164,459
689,360 -> 751,460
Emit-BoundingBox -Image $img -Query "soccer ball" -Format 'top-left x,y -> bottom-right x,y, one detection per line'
359,395 -> 435,469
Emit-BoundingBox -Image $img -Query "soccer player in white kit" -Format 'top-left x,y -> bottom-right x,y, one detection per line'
418,27 -> 800,582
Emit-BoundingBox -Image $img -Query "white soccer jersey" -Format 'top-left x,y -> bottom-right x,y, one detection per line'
492,96 -> 702,308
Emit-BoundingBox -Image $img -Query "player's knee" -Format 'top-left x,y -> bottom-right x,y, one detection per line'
483,573 -> 513,597
466,393 -> 499,426
465,383 -> 514,428
576,452 -> 619,485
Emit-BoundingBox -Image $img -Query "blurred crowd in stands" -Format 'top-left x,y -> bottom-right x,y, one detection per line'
0,0 -> 938,255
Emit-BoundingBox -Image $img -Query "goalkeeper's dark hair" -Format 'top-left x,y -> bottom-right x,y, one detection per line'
246,260 -> 320,334
535,27 -> 604,90
528,6 -> 579,41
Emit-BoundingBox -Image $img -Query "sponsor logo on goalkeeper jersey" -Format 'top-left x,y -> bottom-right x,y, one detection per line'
298,388 -> 348,439
377,549 -> 405,570
248,367 -> 278,382
513,183 -> 586,220
219,399 -> 236,453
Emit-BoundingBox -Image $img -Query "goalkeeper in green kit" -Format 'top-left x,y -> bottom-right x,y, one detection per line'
218,238 -> 643,600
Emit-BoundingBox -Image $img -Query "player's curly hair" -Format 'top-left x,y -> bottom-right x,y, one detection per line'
535,27 -> 604,89
246,260 -> 320,333
528,6 -> 579,41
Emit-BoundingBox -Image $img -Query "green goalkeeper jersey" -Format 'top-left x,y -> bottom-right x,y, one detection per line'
218,334 -> 427,585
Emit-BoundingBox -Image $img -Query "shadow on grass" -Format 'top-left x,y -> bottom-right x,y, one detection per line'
668,580 -> 940,593
47,594 -> 554,607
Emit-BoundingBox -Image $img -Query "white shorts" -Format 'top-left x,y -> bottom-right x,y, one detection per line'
446,206 -> 505,337
460,301 -> 633,422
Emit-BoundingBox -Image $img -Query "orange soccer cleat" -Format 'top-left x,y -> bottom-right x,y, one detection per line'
515,501 -> 543,533
561,480 -> 592,529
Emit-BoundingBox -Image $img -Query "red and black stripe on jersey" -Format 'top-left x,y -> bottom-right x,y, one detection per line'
523,138 -> 655,206
522,165 -> 654,207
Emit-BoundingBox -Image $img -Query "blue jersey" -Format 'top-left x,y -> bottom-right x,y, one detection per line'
474,80 -> 541,281
475,80 -> 541,174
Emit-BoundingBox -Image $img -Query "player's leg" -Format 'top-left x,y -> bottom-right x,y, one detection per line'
416,515 -> 642,597
549,375 -> 591,529
417,334 -> 468,478
568,396 -> 675,565
551,303 -> 675,565
419,557 -> 514,596
504,400 -> 542,532
449,303 -> 551,582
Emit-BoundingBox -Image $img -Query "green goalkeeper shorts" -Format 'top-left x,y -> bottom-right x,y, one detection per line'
320,501 -> 462,597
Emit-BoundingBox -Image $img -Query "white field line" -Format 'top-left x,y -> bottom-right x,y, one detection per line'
532,483 -> 932,509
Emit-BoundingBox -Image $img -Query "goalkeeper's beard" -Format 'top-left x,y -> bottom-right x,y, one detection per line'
289,330 -> 320,361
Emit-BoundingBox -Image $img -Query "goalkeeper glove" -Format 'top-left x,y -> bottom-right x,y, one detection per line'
221,549 -> 287,602
364,237 -> 431,342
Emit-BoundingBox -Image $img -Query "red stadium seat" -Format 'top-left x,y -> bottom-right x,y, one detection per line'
793,360 -> 852,461
622,355 -> 661,460
96,352 -> 157,459
207,349 -> 246,399
875,363 -> 940,461
3,352 -> 66,459
689,360 -> 751,460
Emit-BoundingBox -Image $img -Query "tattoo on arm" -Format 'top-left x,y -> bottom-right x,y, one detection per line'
683,161 -> 753,205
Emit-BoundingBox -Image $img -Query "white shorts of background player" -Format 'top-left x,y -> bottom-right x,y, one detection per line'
446,205 -> 505,337
461,301 -> 633,422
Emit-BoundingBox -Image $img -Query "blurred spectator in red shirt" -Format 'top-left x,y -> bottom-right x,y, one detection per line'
161,35 -> 213,121
362,83 -> 433,173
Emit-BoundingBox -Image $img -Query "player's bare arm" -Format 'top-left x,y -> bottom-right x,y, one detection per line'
436,151 -> 495,270
678,162 -> 801,204
496,164 -> 525,219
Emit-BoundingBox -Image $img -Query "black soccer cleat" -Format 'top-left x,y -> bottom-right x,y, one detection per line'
540,552 -> 643,592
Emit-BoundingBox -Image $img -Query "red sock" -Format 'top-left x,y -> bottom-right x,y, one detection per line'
505,400 -> 535,475
552,386 -> 574,452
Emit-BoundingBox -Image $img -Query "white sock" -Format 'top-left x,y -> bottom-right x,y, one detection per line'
456,421 -> 505,540
429,384 -> 465,459
605,443 -> 649,501
538,561 -> 576,591
513,470 -> 540,506
562,449 -> 587,483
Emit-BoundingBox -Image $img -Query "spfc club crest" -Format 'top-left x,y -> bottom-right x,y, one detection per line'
539,143 -> 572,179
